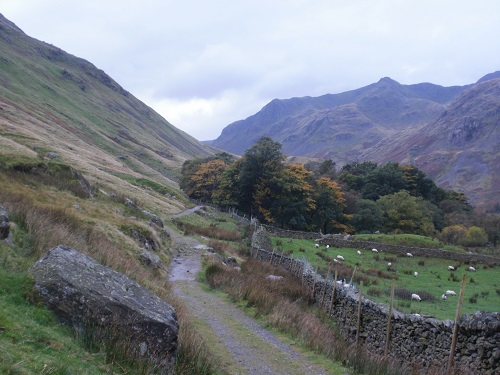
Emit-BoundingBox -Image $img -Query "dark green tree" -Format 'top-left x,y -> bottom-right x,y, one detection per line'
361,162 -> 407,200
237,137 -> 284,218
351,199 -> 383,233
377,190 -> 435,235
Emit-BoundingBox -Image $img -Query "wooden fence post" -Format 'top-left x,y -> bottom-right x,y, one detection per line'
279,250 -> 284,266
385,279 -> 395,357
328,266 -> 338,315
320,267 -> 331,309
311,263 -> 318,301
356,280 -> 363,346
447,274 -> 467,375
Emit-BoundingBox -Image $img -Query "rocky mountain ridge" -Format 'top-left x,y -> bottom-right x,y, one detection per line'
212,72 -> 500,210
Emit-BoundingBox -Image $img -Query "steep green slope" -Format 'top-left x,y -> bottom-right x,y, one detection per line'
0,13 -> 215,212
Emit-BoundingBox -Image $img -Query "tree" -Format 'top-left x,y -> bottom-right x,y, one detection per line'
237,137 -> 284,217
439,225 -> 468,245
212,159 -> 242,208
351,199 -> 383,233
463,226 -> 488,247
361,162 -> 407,200
185,159 -> 228,201
255,163 -> 315,228
310,177 -> 347,233
377,191 -> 435,235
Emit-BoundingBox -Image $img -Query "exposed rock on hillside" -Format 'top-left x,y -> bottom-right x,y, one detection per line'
0,205 -> 9,239
31,245 -> 178,370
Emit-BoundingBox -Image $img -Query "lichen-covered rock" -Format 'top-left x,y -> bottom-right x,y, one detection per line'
142,210 -> 164,228
140,250 -> 163,269
0,205 -> 9,240
31,245 -> 178,370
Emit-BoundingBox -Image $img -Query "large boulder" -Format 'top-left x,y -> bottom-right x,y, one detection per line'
31,245 -> 178,370
0,205 -> 9,240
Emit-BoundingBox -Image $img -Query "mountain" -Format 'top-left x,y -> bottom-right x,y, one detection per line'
212,74 -> 499,210
362,77 -> 500,210
0,13 -> 215,213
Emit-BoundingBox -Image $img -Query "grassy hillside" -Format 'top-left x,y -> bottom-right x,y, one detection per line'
0,13 -> 222,374
0,13 -> 215,212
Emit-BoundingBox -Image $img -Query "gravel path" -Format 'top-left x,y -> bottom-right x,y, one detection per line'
167,226 -> 331,375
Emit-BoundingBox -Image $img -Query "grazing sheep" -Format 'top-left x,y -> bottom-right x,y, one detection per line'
406,252 -> 413,257
448,266 -> 455,271
414,271 -> 418,277
372,248 -> 378,253
468,266 -> 476,271
441,294 -> 447,300
315,243 -> 319,248
337,255 -> 345,261
357,250 -> 361,255
387,262 -> 392,267
411,293 -> 421,301
326,245 -> 330,249
445,290 -> 456,296
266,275 -> 283,281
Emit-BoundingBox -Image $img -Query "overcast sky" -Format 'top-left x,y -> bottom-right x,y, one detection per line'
3,1 -> 500,141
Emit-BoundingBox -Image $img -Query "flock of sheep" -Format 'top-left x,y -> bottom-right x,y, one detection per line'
315,243 -> 477,303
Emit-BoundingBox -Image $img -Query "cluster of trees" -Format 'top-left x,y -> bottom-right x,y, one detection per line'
180,137 -> 498,246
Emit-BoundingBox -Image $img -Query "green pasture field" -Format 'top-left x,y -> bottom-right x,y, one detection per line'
270,237 -> 500,320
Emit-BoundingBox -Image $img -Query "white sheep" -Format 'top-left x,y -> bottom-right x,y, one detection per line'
315,243 -> 319,248
387,262 -> 392,267
468,266 -> 476,271
333,258 -> 341,264
372,248 -> 379,253
337,255 -> 345,261
448,266 -> 455,271
357,250 -> 361,255
326,245 -> 330,249
411,293 -> 421,301
266,275 -> 283,281
414,271 -> 418,277
445,290 -> 456,296
406,252 -> 413,257
441,294 -> 447,300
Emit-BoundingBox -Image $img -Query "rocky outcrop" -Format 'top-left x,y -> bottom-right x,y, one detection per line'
0,205 -> 9,239
31,245 -> 178,371
142,210 -> 164,228
140,250 -> 163,269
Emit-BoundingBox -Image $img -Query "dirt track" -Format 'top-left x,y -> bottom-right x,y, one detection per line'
167,225 -> 331,375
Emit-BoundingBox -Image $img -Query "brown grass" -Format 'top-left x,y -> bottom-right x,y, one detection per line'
0,173 -> 219,374
205,256 -> 469,374
175,221 -> 241,241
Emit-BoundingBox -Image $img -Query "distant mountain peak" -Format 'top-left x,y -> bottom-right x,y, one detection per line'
377,76 -> 399,85
213,72 -> 499,210
476,71 -> 500,84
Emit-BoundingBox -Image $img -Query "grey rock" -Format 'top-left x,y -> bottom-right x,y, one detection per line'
142,210 -> 164,228
226,257 -> 239,267
31,245 -> 178,370
0,205 -> 9,240
140,251 -> 163,269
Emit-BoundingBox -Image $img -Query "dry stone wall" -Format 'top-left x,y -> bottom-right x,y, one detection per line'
320,236 -> 500,266
251,227 -> 499,374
